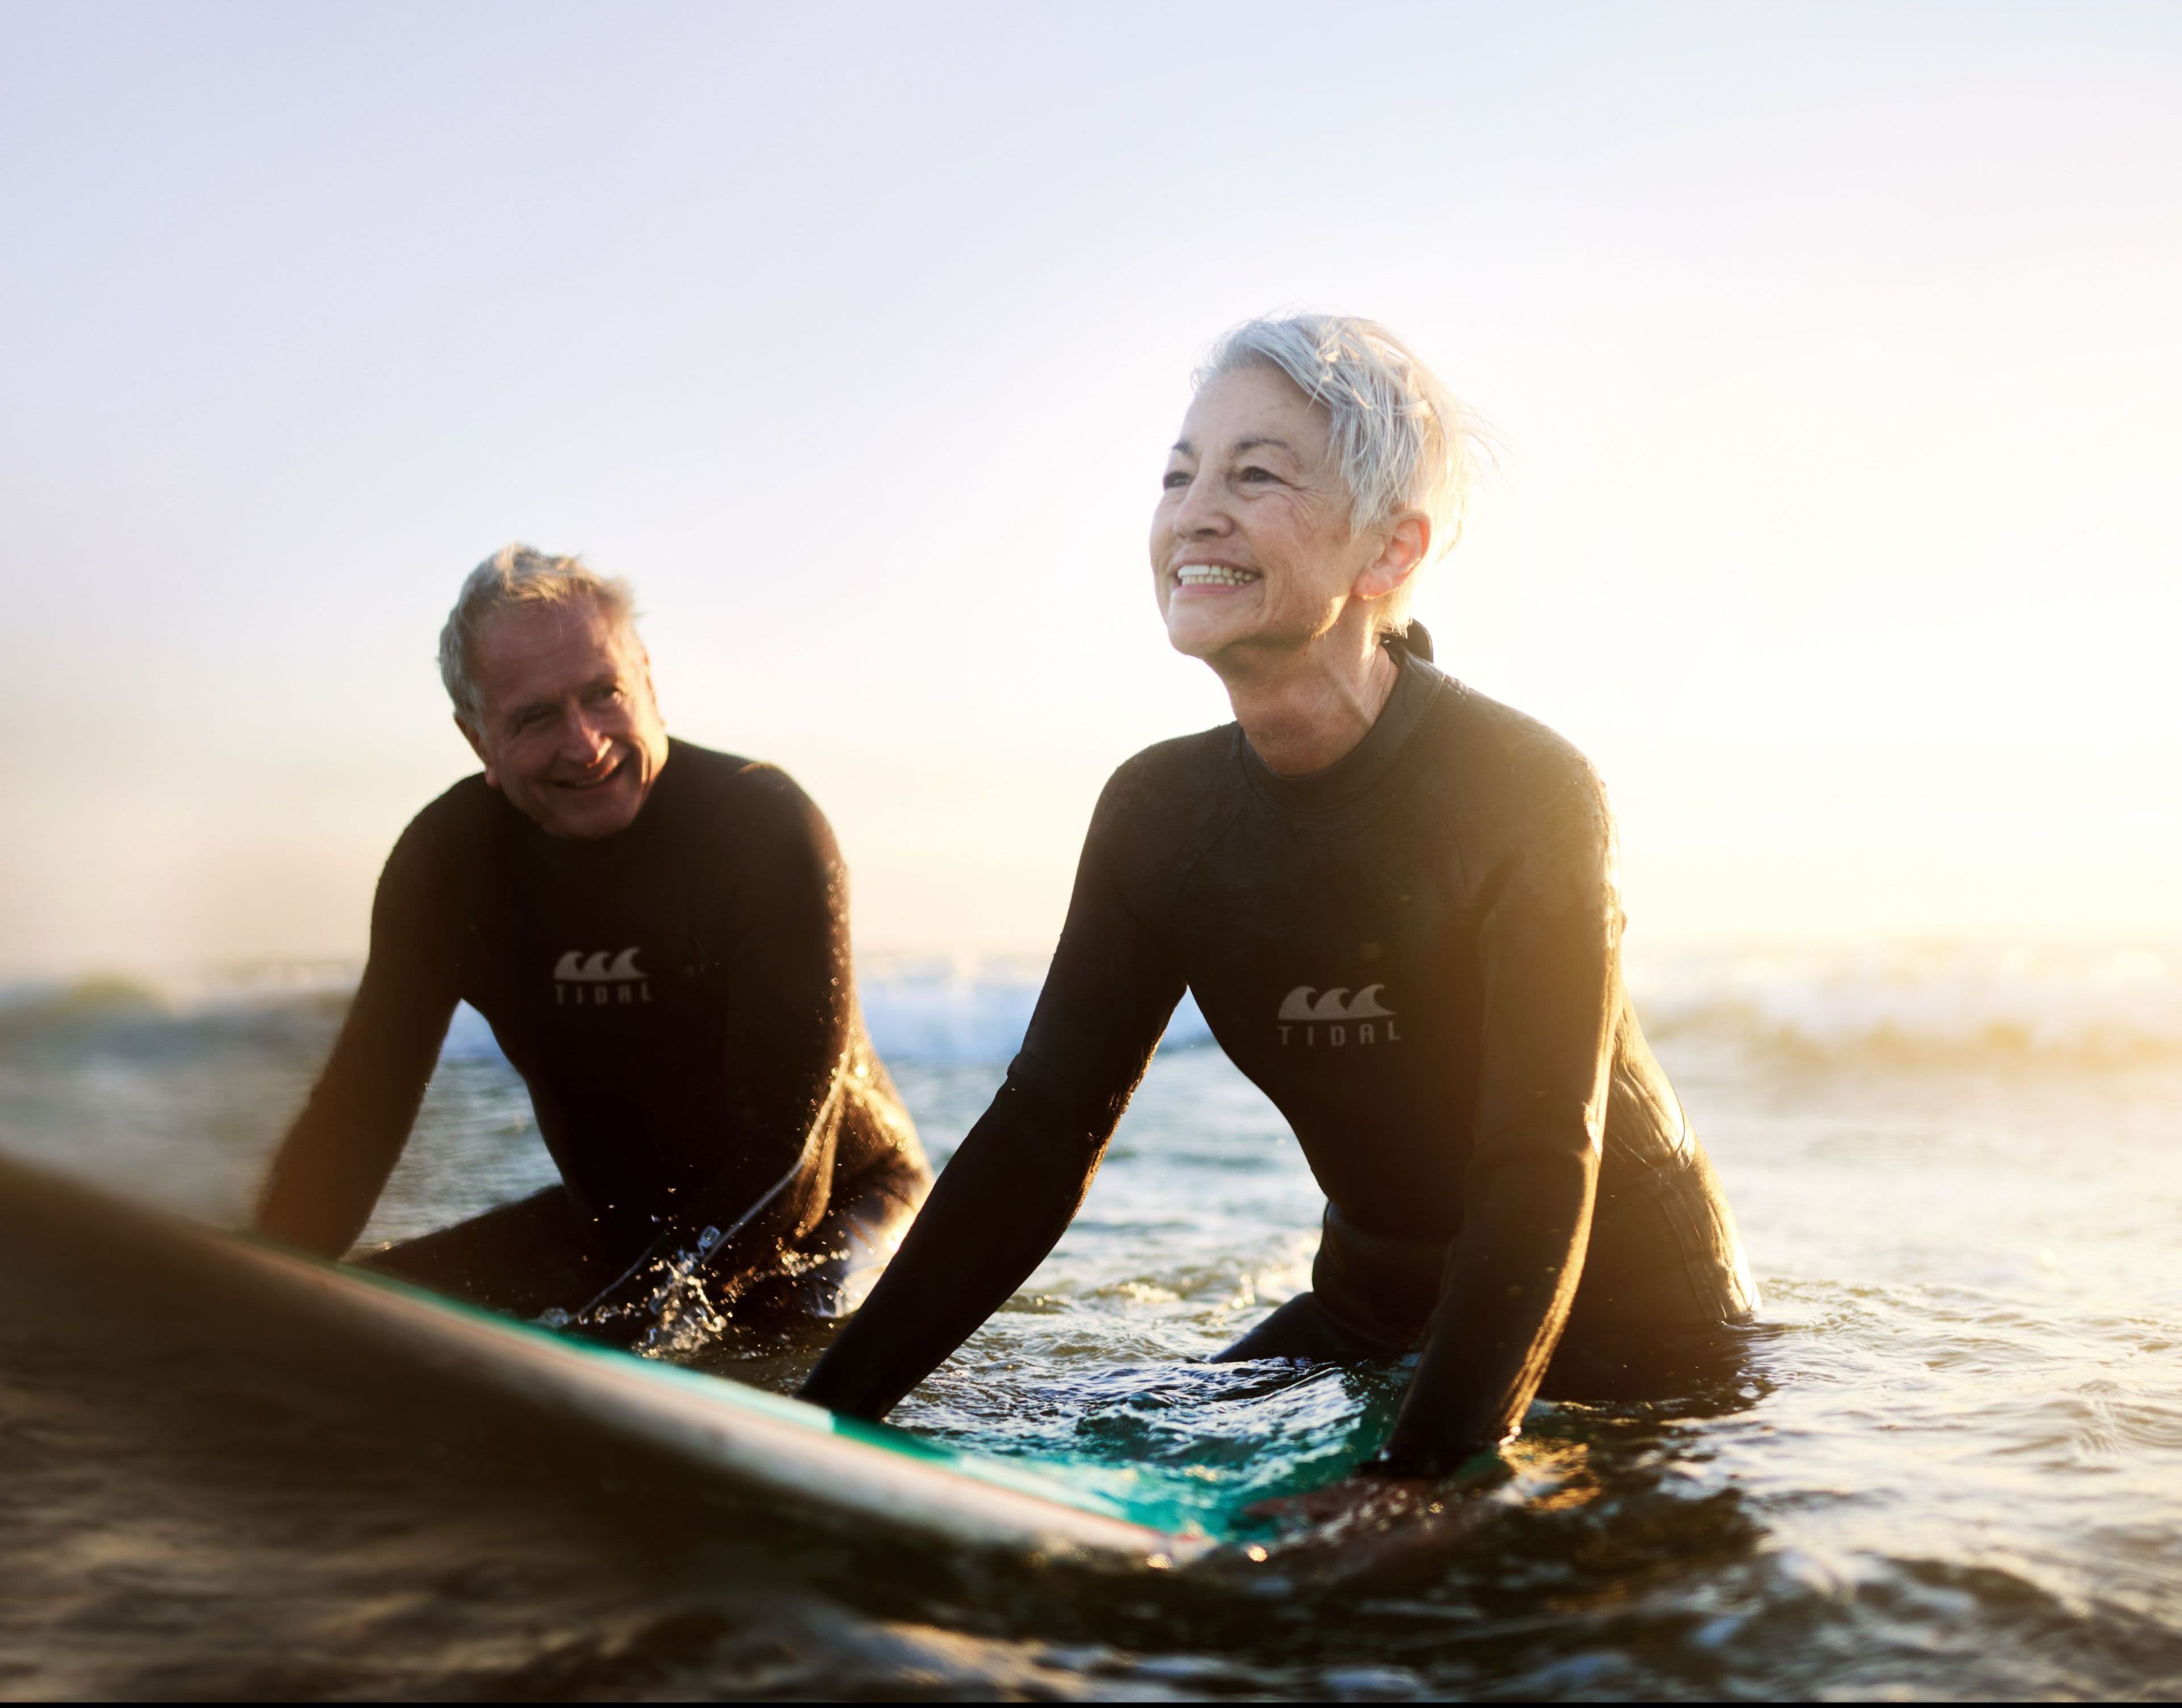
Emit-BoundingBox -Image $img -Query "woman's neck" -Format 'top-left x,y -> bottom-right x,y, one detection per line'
1213,618 -> 1401,777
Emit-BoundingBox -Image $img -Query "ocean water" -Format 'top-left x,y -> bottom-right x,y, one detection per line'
3,944 -> 2182,1698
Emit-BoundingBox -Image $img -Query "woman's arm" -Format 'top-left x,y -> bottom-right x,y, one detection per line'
255,835 -> 458,1255
1367,760 -> 1620,1476
799,770 -> 1186,1419
794,1072 -> 1118,1417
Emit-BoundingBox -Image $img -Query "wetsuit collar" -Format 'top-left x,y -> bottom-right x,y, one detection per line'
1238,647 -> 1444,815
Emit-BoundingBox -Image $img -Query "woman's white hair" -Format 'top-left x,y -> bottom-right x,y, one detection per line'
1196,314 -> 1484,628
439,544 -> 638,723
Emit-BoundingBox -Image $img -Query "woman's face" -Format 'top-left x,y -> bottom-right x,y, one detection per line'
1151,363 -> 1389,663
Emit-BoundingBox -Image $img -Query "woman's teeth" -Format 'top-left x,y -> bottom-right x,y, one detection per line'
1175,565 -> 1260,587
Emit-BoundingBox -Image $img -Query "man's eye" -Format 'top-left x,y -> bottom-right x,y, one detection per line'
1161,469 -> 1191,490
1238,465 -> 1277,484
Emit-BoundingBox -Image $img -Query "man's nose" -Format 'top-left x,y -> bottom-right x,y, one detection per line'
560,709 -> 613,764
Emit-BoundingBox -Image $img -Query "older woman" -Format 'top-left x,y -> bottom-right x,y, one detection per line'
800,315 -> 1756,1482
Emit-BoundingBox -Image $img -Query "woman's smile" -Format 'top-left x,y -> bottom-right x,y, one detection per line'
1172,563 -> 1263,590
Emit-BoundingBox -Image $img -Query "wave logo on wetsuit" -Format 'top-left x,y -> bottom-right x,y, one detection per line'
1276,985 -> 1400,1048
552,947 -> 652,1007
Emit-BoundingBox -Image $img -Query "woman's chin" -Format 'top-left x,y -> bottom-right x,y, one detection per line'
1165,623 -> 1227,660
1165,607 -> 1257,660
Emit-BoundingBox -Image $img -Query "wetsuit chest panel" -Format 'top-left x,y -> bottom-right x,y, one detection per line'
417,745 -> 840,1234
1163,797 -> 1489,1241
477,869 -> 721,1089
459,835 -> 730,1208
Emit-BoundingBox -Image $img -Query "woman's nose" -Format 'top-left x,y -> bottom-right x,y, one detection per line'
1171,473 -> 1229,536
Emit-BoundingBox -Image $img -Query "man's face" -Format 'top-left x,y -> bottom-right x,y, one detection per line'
459,598 -> 668,839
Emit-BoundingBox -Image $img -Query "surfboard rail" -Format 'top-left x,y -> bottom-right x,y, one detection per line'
0,1149 -> 1213,1572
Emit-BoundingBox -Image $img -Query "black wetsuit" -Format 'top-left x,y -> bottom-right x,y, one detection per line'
801,635 -> 1754,1473
256,739 -> 929,1332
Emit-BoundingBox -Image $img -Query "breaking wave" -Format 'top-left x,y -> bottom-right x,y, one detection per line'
1630,942 -> 2182,1067
855,953 -> 1212,1064
5,942 -> 2179,1069
857,944 -> 2182,1068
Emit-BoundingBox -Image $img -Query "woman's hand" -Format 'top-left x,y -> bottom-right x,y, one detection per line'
1247,1474 -> 1444,1529
1241,1449 -> 1506,1557
1238,1467 -> 1502,1582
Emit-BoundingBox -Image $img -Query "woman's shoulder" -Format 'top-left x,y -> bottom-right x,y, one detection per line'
1420,675 -> 1610,837
1095,724 -> 1240,822
1108,724 -> 1235,791
1082,726 -> 1244,869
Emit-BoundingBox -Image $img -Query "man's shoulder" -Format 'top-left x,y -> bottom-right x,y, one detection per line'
390,772 -> 502,861
373,772 -> 505,915
661,739 -> 815,810
657,740 -> 834,853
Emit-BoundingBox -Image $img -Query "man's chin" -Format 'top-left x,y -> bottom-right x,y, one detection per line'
530,776 -> 646,840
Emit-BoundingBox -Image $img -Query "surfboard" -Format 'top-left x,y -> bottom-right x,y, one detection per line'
0,1148 -> 1218,1573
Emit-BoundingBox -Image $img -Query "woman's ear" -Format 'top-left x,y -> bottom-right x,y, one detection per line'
1357,510 -> 1432,601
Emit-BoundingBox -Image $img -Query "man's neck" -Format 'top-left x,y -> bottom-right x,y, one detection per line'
1213,621 -> 1401,777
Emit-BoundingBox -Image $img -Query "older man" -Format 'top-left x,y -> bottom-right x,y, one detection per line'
256,545 -> 928,1342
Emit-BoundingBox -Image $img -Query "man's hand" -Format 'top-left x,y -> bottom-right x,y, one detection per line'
556,1225 -> 735,1351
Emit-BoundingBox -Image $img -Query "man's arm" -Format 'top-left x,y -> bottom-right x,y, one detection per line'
255,835 -> 458,1255
798,768 -> 1186,1418
1365,758 -> 1620,1477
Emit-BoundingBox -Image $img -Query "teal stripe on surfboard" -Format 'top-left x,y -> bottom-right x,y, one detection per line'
294,1240 -> 1225,1561
0,1147 -> 1218,1569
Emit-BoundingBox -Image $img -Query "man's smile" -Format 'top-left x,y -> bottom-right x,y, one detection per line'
551,754 -> 630,792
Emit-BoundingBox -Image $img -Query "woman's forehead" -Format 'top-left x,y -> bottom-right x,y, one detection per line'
1176,364 -> 1329,458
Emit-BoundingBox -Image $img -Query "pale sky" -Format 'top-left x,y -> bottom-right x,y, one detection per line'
5,1 -> 2179,978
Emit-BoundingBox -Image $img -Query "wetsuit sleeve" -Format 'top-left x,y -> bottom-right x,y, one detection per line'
577,776 -> 858,1323
254,830 -> 458,1256
699,777 -> 856,1226
799,770 -> 1186,1419
1371,759 -> 1619,1476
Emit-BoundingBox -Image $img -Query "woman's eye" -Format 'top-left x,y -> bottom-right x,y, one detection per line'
1161,469 -> 1191,490
1238,465 -> 1276,484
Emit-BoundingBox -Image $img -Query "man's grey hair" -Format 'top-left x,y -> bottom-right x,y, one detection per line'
439,544 -> 638,723
1196,314 -> 1484,627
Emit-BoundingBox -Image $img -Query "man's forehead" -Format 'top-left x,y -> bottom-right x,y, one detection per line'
476,599 -> 638,690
